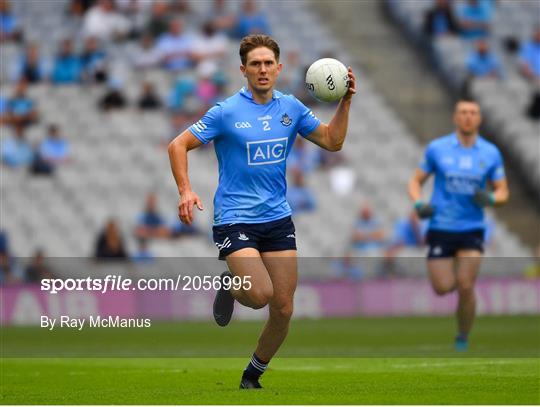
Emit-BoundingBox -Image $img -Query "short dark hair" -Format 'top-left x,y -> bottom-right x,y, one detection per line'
239,34 -> 280,65
456,96 -> 479,106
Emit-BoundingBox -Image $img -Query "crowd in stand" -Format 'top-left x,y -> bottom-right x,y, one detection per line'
422,0 -> 540,119
1,0 -> 537,285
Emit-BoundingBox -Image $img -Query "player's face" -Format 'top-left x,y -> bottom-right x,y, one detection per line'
241,47 -> 282,94
454,101 -> 482,136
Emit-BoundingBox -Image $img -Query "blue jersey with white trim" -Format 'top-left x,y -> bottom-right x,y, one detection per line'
189,87 -> 320,225
420,133 -> 505,232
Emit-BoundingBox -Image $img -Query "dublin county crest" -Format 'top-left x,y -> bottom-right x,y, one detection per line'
280,113 -> 292,126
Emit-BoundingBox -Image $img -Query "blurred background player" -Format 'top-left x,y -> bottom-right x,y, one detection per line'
168,34 -> 356,389
408,98 -> 509,351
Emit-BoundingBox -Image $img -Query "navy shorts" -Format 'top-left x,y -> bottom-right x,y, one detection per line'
426,229 -> 484,259
212,216 -> 297,260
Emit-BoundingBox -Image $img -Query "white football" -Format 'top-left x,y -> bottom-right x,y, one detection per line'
305,58 -> 349,103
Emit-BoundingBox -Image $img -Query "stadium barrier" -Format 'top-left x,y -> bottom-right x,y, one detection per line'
2,278 -> 539,326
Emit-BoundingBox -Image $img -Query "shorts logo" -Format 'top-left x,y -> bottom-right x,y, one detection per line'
286,234 -> 296,239
432,246 -> 442,256
280,113 -> 292,127
235,121 -> 252,129
215,237 -> 231,250
238,232 -> 249,241
247,137 -> 288,165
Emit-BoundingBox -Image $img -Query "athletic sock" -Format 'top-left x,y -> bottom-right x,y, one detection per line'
456,332 -> 468,341
244,353 -> 269,379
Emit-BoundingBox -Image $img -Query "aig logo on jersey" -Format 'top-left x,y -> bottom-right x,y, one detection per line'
247,137 -> 288,165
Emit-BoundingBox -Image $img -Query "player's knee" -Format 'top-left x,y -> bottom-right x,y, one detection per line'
248,287 -> 273,309
433,284 -> 453,296
272,303 -> 293,322
457,280 -> 475,295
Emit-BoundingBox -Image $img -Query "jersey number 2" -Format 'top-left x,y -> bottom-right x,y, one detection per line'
263,121 -> 271,131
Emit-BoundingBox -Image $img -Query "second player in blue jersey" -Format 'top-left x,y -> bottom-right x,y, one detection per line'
409,98 -> 509,352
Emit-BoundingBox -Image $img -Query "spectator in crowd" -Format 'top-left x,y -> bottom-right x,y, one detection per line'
156,19 -> 197,71
192,21 -> 229,75
206,0 -> 236,35
233,0 -> 270,39
0,250 -> 21,284
69,0 -> 94,17
25,249 -> 55,282
145,0 -> 170,38
383,211 -> 427,264
51,39 -> 83,84
99,78 -> 127,111
7,80 -> 38,127
82,0 -> 130,42
2,124 -> 33,167
458,0 -> 492,40
519,26 -> 540,83
0,230 -> 8,257
0,92 -> 8,125
392,211 -> 427,249
287,169 -> 316,214
423,0 -> 460,37
131,238 -> 155,264
0,0 -> 22,43
195,64 -> 220,107
134,193 -> 171,240
137,81 -> 162,110
288,136 -> 321,174
81,37 -> 108,83
114,0 -> 153,37
168,76 -> 197,111
351,203 -> 386,252
131,33 -> 161,69
95,219 -> 128,260
466,39 -> 503,79
332,252 -> 363,281
39,124 -> 70,164
13,42 -> 47,84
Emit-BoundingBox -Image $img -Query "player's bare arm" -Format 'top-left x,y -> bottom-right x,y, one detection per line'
491,178 -> 509,206
305,68 -> 356,152
408,168 -> 430,202
408,168 -> 434,219
167,129 -> 204,225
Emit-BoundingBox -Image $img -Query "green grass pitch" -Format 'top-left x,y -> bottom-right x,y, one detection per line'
1,316 -> 539,404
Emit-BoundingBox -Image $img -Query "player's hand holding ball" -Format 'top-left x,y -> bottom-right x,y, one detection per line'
473,190 -> 495,207
178,189 -> 204,225
414,200 -> 434,219
305,58 -> 356,103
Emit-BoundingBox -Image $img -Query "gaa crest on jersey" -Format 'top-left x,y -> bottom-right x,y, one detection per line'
280,113 -> 292,127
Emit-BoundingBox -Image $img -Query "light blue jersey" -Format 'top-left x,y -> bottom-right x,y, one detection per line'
189,87 -> 320,225
420,133 -> 505,232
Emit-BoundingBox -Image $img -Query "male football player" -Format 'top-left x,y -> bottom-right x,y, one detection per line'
168,34 -> 356,388
408,98 -> 509,351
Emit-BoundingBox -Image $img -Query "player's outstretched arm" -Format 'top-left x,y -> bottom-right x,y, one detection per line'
168,130 -> 204,225
305,67 -> 356,152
